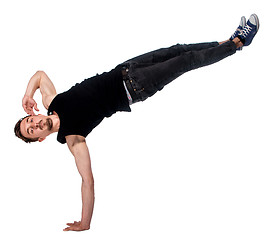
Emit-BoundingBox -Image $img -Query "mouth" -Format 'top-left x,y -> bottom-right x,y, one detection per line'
46,118 -> 53,130
38,118 -> 53,131
39,120 -> 43,130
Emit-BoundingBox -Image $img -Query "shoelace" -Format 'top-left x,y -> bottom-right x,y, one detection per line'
231,28 -> 240,39
241,25 -> 252,37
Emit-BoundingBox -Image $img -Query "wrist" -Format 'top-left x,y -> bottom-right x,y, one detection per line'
80,221 -> 90,229
23,94 -> 34,100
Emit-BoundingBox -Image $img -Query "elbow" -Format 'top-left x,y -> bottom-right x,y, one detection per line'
35,71 -> 46,82
36,71 -> 46,79
82,177 -> 94,188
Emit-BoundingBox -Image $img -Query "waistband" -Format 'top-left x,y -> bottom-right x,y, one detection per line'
121,67 -> 139,103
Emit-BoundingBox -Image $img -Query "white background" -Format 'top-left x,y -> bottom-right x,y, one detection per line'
1,0 -> 277,239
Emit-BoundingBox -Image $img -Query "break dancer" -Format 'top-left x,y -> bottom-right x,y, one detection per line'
14,14 -> 259,231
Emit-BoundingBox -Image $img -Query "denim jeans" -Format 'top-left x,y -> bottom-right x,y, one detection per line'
120,41 -> 237,103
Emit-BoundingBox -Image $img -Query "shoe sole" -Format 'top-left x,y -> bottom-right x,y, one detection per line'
238,16 -> 246,50
251,13 -> 260,32
240,16 -> 246,28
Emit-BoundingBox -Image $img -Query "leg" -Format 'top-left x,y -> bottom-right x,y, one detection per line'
123,14 -> 258,104
124,40 -> 238,103
124,42 -> 219,65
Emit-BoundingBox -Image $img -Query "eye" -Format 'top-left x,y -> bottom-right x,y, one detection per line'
30,128 -> 34,134
31,118 -> 33,123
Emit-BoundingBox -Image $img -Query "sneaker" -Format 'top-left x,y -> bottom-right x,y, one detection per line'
230,16 -> 246,40
230,16 -> 246,51
238,14 -> 260,47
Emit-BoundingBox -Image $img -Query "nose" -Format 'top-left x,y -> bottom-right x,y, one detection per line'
30,122 -> 39,129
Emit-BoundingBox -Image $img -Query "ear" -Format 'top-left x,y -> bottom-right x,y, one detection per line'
38,137 -> 46,142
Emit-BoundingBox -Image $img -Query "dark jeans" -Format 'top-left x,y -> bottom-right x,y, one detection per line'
121,41 -> 237,103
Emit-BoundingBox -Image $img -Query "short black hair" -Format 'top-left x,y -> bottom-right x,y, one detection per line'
14,116 -> 39,143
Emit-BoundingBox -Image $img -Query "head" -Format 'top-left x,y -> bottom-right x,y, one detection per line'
14,114 -> 54,143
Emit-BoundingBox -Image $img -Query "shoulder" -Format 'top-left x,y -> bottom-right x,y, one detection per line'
45,94 -> 58,109
46,93 -> 59,113
66,135 -> 86,146
65,135 -> 86,154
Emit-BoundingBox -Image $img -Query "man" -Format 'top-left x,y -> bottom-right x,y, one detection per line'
14,14 -> 259,231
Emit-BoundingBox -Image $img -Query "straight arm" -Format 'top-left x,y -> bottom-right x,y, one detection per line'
65,135 -> 95,231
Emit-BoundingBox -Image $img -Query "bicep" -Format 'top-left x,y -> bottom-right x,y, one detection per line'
66,136 -> 94,182
39,71 -> 57,109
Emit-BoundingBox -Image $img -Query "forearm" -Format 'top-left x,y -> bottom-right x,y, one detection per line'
81,180 -> 95,228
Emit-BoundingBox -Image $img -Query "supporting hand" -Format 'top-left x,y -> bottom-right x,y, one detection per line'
22,95 -> 39,115
63,221 -> 90,232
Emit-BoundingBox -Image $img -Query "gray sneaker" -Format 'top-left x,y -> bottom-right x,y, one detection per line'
230,16 -> 246,50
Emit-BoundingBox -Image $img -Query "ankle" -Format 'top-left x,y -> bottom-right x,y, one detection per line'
218,40 -> 229,45
232,37 -> 243,48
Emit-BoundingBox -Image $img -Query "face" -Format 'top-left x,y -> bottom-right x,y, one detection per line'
20,115 -> 53,142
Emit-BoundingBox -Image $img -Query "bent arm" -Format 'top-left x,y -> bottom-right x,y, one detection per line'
23,71 -> 57,114
66,135 -> 95,230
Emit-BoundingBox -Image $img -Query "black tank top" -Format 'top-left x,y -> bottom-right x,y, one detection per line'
47,65 -> 131,144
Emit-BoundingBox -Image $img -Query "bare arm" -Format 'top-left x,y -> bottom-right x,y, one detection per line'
23,71 -> 57,115
64,135 -> 95,231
